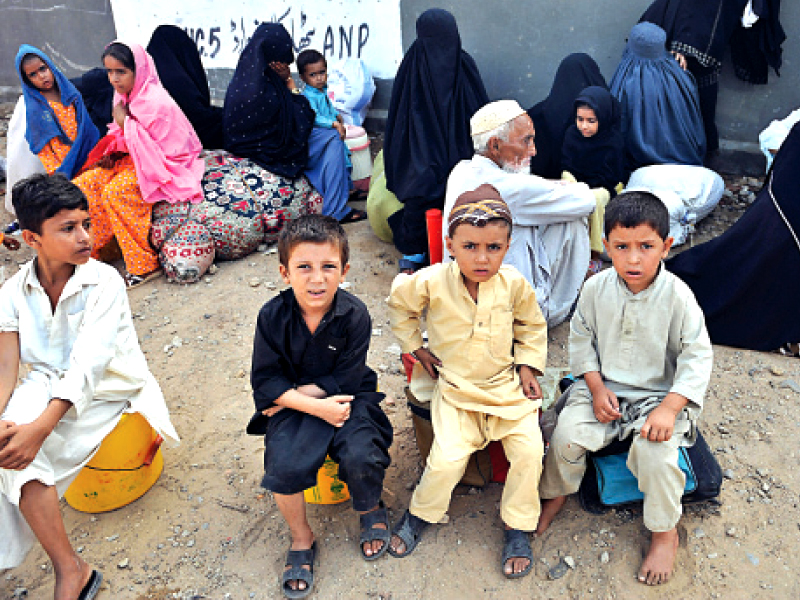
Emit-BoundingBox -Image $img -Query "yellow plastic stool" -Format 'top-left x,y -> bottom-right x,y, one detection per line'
303,455 -> 350,504
64,413 -> 164,513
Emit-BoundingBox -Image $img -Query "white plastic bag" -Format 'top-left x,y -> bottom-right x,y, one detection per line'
327,58 -> 376,127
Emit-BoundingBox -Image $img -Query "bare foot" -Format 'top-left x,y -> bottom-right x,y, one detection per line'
638,528 -> 679,585
284,535 -> 315,592
389,534 -> 407,555
535,496 -> 567,535
53,555 -> 93,600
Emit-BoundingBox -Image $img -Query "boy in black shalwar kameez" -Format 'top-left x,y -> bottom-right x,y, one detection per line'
248,214 -> 393,598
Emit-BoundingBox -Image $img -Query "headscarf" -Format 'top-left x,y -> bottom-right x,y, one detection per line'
526,53 -> 607,180
147,24 -> 224,149
106,42 -> 204,204
15,45 -> 99,178
667,121 -> 800,350
222,23 -> 315,178
561,86 -> 627,193
447,184 -> 511,238
384,8 -> 489,204
70,67 -> 114,137
610,22 -> 706,171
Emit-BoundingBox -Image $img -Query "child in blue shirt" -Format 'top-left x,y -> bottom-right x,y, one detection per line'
297,50 -> 355,179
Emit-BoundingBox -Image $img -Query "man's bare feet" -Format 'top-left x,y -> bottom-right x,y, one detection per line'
53,555 -> 93,600
535,496 -> 567,535
638,528 -> 679,585
284,534 -> 315,592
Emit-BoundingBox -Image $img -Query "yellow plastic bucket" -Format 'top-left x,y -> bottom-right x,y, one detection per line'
303,455 -> 350,504
64,413 -> 164,513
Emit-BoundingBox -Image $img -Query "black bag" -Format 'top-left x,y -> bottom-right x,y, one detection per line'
577,429 -> 722,514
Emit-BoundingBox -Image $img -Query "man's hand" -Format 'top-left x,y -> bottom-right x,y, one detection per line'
591,386 -> 621,423
315,395 -> 353,427
414,347 -> 442,379
519,365 -> 542,400
0,422 -> 48,470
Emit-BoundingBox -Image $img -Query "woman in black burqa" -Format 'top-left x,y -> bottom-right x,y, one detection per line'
526,53 -> 607,180
667,121 -> 800,351
147,24 -> 224,149
384,8 -> 489,260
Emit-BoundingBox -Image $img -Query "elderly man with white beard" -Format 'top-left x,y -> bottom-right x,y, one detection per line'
443,100 -> 596,326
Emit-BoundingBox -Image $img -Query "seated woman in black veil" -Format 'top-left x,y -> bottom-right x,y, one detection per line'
383,8 -> 489,269
147,24 -> 224,150
527,53 -> 606,180
667,122 -> 800,352
223,23 -> 363,223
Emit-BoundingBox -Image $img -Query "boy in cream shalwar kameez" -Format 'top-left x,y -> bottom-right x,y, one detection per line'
388,185 -> 547,579
537,191 -> 713,587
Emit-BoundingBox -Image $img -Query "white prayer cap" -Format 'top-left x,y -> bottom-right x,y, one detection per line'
470,100 -> 526,136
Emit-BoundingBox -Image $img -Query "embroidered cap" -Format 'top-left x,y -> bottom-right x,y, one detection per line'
448,184 -> 512,238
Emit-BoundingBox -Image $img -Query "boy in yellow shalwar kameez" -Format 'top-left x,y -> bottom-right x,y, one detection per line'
387,184 -> 547,579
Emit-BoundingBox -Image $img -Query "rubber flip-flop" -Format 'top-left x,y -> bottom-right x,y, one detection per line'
78,570 -> 103,600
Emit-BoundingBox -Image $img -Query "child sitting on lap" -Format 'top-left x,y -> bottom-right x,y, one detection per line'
297,49 -> 347,141
537,190 -> 713,586
387,184 -> 547,579
248,214 -> 392,599
0,173 -> 178,600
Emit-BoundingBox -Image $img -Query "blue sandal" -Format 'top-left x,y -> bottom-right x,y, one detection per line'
502,528 -> 533,579
282,541 -> 317,599
360,500 -> 390,561
388,510 -> 429,558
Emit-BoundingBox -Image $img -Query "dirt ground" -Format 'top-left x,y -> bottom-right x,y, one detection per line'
2,100 -> 800,599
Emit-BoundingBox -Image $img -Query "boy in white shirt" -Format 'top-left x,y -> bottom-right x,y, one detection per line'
537,190 -> 713,586
0,173 -> 178,600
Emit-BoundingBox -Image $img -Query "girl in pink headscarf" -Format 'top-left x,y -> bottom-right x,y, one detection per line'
74,41 -> 204,287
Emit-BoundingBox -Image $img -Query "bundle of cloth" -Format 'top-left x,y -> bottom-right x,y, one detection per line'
150,151 -> 323,283
625,165 -> 724,245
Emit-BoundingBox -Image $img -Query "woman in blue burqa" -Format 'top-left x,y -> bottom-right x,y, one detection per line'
223,23 -> 363,223
383,8 -> 489,264
610,22 -> 706,172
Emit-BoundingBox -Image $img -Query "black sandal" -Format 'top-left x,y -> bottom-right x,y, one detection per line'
77,570 -> 103,600
281,541 -> 317,599
359,500 -> 390,561
388,510 -> 429,558
501,528 -> 533,579
339,208 -> 367,224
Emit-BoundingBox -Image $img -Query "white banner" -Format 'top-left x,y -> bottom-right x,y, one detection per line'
109,0 -> 402,79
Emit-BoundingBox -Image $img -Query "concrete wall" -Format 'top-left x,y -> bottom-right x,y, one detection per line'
0,0 -> 116,88
1,0 -> 797,150
401,0 -> 799,150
